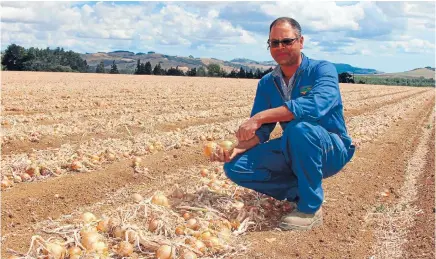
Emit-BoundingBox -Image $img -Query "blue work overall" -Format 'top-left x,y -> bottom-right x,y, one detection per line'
223,53 -> 355,214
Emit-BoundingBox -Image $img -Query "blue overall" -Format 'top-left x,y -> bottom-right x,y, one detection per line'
223,53 -> 355,214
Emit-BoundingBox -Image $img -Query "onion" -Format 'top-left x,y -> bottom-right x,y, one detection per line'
175,226 -> 185,235
96,218 -> 110,232
219,140 -> 234,151
205,236 -> 222,249
186,218 -> 199,230
20,173 -> 31,181
200,168 -> 209,177
232,201 -> 245,210
156,245 -> 176,259
117,241 -> 134,257
147,144 -> 155,153
91,241 -> 108,254
148,219 -> 161,232
81,212 -> 97,223
1,179 -> 12,190
26,164 -> 40,177
182,212 -> 192,220
203,142 -> 217,157
180,250 -> 198,259
193,240 -> 206,253
112,226 -> 125,239
200,231 -> 212,240
151,194 -> 169,207
199,135 -> 206,141
106,153 -> 116,161
42,242 -> 66,259
13,175 -> 22,183
67,246 -> 82,258
70,160 -> 82,171
81,231 -> 103,250
132,157 -> 142,167
108,217 -> 121,229
132,193 -> 144,203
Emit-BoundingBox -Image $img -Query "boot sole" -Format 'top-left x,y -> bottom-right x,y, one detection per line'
278,217 -> 323,231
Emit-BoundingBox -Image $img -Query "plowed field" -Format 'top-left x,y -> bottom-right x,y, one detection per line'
1,72 -> 434,259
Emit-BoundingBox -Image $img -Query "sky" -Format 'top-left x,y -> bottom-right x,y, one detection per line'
1,1 -> 435,73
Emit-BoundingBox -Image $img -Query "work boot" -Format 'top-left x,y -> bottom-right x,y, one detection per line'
279,207 -> 323,231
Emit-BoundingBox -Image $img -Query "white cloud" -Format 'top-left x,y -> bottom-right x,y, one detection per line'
387,39 -> 435,54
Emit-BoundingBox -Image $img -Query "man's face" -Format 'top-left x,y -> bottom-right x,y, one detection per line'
269,23 -> 304,67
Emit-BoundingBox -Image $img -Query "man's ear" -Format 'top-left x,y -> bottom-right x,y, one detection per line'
299,36 -> 304,49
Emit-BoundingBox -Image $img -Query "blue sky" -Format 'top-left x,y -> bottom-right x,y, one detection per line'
1,1 -> 435,73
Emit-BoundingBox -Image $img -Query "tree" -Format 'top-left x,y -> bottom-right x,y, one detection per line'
186,67 -> 197,76
246,69 -> 254,79
109,60 -> 119,74
207,63 -> 221,77
145,61 -> 152,75
338,72 -> 354,83
238,67 -> 246,78
1,44 -> 26,70
228,70 -> 238,78
135,59 -> 141,74
197,66 -> 207,77
96,61 -> 105,73
153,63 -> 163,75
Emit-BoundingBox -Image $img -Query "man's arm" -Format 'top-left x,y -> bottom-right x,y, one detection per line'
252,105 -> 294,125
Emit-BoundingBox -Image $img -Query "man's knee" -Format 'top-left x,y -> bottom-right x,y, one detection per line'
284,121 -> 316,142
223,162 -> 240,184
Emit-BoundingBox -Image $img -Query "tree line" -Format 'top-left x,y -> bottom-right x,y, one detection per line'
1,44 -> 89,72
338,72 -> 435,87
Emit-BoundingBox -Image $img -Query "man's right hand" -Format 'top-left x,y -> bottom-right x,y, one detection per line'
210,146 -> 248,163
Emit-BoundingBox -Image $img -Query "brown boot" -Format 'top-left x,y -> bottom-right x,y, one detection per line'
279,207 -> 323,231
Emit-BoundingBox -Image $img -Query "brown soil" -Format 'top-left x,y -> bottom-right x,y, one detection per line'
403,127 -> 435,258
1,72 -> 434,259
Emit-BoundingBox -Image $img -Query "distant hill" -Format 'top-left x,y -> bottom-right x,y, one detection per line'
357,67 -> 435,79
81,51 -> 394,76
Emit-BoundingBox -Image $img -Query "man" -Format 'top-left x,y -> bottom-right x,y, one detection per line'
210,17 -> 355,230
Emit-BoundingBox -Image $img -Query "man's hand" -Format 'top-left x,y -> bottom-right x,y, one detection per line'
236,117 -> 261,142
210,146 -> 247,163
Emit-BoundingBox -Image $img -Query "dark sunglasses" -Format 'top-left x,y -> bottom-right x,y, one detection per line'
267,37 -> 299,49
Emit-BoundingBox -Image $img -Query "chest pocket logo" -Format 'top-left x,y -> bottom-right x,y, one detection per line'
300,85 -> 312,95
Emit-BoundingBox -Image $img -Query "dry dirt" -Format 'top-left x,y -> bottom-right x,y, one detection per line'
1,72 -> 434,259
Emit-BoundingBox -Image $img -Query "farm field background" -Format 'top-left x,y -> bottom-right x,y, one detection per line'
1,71 -> 434,259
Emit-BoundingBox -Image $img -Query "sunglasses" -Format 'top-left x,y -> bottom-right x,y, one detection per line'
267,37 -> 299,49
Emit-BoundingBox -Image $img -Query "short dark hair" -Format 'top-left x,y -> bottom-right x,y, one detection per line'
269,17 -> 302,38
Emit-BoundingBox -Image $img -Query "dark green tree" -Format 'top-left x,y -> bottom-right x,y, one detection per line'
186,67 -> 197,76
96,61 -> 105,73
238,67 -> 246,78
145,61 -> 152,75
1,44 -> 26,70
207,63 -> 221,77
109,60 -> 119,74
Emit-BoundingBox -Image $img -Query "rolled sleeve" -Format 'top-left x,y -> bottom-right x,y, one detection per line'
285,61 -> 339,121
251,80 -> 275,143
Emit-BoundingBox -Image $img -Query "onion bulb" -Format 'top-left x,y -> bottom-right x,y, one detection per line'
200,168 -> 209,177
203,142 -> 217,157
155,245 -> 176,259
182,212 -> 192,220
91,241 -> 108,254
180,250 -> 198,259
67,246 -> 82,258
112,226 -> 125,239
151,194 -> 169,207
81,212 -> 97,224
42,242 -> 66,259
175,226 -> 185,235
192,240 -> 206,253
117,241 -> 134,257
219,140 -> 234,151
20,173 -> 31,181
186,218 -> 199,230
132,193 -> 143,203
70,160 -> 82,171
81,231 -> 103,250
1,179 -> 12,190
148,219 -> 161,232
96,218 -> 110,232
13,175 -> 22,183
200,231 -> 212,240
132,157 -> 142,167
26,164 -> 40,177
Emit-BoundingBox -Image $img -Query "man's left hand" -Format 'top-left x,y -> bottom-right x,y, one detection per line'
236,117 -> 261,141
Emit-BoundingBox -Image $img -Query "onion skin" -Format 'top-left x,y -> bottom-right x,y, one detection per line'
155,245 -> 176,259
151,194 -> 169,207
117,241 -> 134,257
180,250 -> 198,259
81,212 -> 97,224
203,142 -> 217,157
42,242 -> 66,259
